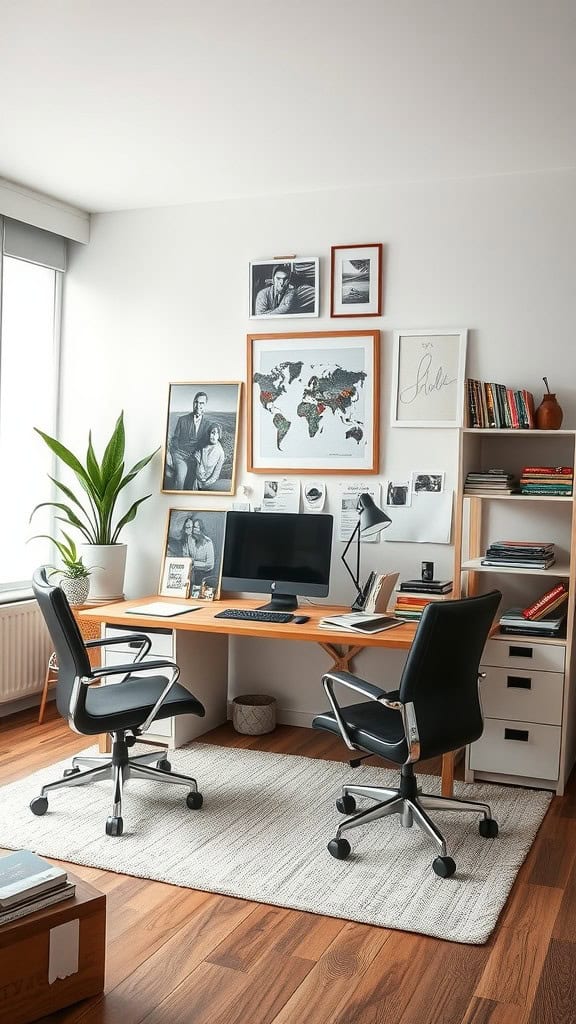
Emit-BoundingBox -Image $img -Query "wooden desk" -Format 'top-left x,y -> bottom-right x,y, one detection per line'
80,598 -> 456,795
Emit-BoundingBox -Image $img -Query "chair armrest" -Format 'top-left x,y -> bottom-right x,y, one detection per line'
84,634 -> 152,661
86,658 -> 176,680
321,670 -> 403,752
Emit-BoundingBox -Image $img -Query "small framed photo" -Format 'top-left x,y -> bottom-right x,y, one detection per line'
391,329 -> 468,428
161,382 -> 242,494
385,479 -> 412,507
159,557 -> 192,598
249,258 -> 319,318
330,244 -> 383,317
160,509 -> 227,599
247,330 -> 380,474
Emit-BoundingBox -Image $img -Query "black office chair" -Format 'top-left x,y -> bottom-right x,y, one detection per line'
312,591 -> 502,877
31,567 -> 205,836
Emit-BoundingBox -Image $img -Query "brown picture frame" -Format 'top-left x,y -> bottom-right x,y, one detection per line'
330,243 -> 383,318
247,330 -> 380,475
159,508 -> 227,600
161,381 -> 242,495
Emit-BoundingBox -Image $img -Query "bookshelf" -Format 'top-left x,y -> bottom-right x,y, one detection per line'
453,428 -> 576,795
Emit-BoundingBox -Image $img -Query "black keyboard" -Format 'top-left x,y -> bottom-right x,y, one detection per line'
214,608 -> 294,623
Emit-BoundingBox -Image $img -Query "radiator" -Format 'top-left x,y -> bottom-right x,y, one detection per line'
0,601 -> 52,703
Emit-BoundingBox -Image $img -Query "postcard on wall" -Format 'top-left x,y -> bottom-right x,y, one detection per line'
248,331 -> 379,474
338,482 -> 381,543
261,478 -> 300,513
302,480 -> 326,512
412,471 -> 445,493
384,478 -> 412,507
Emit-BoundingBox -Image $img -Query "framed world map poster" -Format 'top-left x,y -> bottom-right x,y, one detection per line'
247,331 -> 379,474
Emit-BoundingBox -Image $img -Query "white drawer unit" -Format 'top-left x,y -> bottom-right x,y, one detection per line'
102,622 -> 229,749
469,718 -> 561,782
479,665 -> 564,726
482,638 -> 565,674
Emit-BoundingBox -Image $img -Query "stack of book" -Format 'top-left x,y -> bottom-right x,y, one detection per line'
481,540 -> 556,570
464,470 -> 518,495
466,380 -> 535,429
499,587 -> 568,638
519,465 -> 573,497
0,850 -> 75,927
394,579 -> 453,621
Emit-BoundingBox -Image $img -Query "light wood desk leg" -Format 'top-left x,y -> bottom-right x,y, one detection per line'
99,733 -> 112,754
318,643 -> 363,674
441,753 -> 455,797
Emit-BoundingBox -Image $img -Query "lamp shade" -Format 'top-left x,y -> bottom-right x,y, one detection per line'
358,493 -> 392,538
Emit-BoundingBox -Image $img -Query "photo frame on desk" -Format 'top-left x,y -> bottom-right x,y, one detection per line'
160,509 -> 227,600
391,329 -> 467,428
247,330 -> 380,474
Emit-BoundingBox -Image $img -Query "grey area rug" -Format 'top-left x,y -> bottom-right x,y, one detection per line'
0,743 -> 552,944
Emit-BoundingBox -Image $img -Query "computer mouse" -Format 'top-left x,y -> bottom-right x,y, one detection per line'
293,615 -> 310,624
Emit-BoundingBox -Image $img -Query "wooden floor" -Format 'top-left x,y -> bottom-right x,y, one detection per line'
1,705 -> 576,1024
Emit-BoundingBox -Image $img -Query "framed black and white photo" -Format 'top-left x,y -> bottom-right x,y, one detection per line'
247,330 -> 380,474
391,329 -> 467,428
160,509 -> 227,600
249,258 -> 319,319
331,244 -> 382,317
161,381 -> 242,494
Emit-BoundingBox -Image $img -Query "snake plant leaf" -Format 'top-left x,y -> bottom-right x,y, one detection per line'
115,449 -> 160,495
101,413 -> 126,484
86,432 -> 103,495
47,475 -> 87,512
33,428 -> 91,487
111,495 -> 152,543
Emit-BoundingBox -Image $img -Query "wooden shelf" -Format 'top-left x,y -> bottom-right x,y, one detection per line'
462,428 -> 576,436
463,493 -> 572,502
461,558 -> 571,577
490,631 -> 567,647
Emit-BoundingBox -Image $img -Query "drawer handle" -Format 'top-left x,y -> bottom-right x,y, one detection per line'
508,645 -> 533,659
128,640 -> 143,648
507,676 -> 532,690
504,728 -> 529,742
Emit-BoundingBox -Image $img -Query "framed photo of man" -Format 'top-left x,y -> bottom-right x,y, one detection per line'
160,509 -> 227,600
249,258 -> 319,319
161,382 -> 242,494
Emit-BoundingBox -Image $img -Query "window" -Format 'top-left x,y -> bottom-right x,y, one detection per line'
0,220 -> 64,592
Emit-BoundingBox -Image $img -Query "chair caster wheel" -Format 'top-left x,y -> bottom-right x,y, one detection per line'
432,856 -> 456,878
328,837 -> 351,860
105,816 -> 123,837
157,758 -> 171,773
336,794 -> 357,814
63,767 -> 80,777
30,796 -> 48,816
479,817 -> 498,838
186,791 -> 203,809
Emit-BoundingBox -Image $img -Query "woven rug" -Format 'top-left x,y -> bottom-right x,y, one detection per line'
0,743 -> 552,944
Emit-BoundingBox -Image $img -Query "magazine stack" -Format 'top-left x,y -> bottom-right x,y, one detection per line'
481,540 -> 556,570
519,465 -> 573,496
0,850 -> 75,927
499,583 -> 569,638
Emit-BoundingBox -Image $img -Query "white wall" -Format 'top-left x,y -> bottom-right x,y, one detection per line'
60,168 -> 576,722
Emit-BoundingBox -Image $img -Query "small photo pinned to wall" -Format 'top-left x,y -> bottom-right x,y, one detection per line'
249,258 -> 319,318
385,479 -> 412,507
303,481 -> 326,512
412,472 -> 445,494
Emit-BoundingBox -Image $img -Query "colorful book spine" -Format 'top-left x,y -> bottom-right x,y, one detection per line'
522,584 -> 567,620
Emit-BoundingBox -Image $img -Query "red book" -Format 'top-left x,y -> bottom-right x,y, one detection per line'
522,466 -> 573,475
522,583 -> 567,620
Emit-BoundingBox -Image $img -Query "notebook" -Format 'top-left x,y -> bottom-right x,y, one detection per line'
129,602 -> 201,617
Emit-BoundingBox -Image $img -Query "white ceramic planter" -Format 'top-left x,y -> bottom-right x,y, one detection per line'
81,544 -> 127,604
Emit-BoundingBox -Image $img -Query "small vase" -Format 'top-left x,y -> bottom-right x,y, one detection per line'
60,575 -> 90,606
535,393 -> 563,430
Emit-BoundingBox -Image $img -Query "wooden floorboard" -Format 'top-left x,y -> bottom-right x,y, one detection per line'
1,704 -> 575,1024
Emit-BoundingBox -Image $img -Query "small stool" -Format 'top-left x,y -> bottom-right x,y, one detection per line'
38,606 -> 101,723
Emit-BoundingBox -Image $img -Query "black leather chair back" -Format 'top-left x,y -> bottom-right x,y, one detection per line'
32,567 -> 92,720
398,591 -> 501,760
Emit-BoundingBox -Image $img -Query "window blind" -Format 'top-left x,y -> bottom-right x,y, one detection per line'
2,217 -> 67,272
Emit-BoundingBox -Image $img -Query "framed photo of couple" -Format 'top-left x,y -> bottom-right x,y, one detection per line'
159,508 -> 227,600
161,381 -> 242,494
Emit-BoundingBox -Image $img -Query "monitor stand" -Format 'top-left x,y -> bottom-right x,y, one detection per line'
257,593 -> 298,612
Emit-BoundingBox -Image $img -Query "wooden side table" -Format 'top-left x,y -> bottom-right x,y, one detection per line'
38,606 -> 101,724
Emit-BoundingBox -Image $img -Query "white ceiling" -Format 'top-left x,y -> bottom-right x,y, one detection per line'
1,0 -> 575,213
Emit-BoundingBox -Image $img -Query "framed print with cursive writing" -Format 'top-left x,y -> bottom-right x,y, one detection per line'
391,329 -> 467,428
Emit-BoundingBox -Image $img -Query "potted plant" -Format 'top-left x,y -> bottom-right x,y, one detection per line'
31,412 -> 159,602
34,532 -> 92,606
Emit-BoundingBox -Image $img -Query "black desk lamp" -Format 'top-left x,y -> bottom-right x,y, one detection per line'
341,493 -> 392,611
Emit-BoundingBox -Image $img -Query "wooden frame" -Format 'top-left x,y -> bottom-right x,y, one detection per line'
391,329 -> 467,428
330,243 -> 383,318
159,508 -> 227,600
247,330 -> 380,474
161,381 -> 242,495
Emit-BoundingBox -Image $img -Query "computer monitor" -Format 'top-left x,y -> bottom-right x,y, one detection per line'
222,511 -> 333,611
